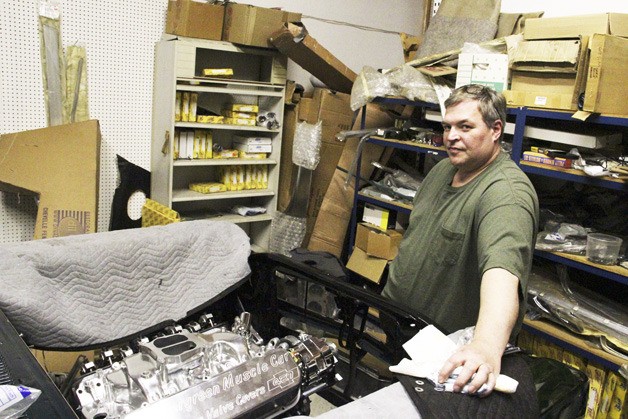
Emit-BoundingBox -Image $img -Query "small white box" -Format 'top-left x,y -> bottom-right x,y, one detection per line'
362,204 -> 390,231
234,142 -> 272,153
456,53 -> 509,92
233,135 -> 272,145
180,130 -> 194,159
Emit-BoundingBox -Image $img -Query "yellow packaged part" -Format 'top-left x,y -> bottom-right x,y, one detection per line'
189,182 -> 226,194
609,373 -> 627,419
205,131 -> 213,159
223,110 -> 256,119
222,167 -> 231,191
238,151 -> 267,159
202,68 -> 234,78
585,364 -> 607,419
262,165 -> 268,189
230,104 -> 259,113
225,117 -> 256,126
598,372 -> 618,419
245,165 -> 255,189
175,92 -> 182,122
182,92 -> 190,122
173,130 -> 180,160
199,131 -> 206,159
229,166 -> 238,191
193,130 -> 202,159
212,149 -> 239,159
197,115 -> 224,124
189,93 -> 198,122
141,199 -> 180,227
236,165 -> 245,190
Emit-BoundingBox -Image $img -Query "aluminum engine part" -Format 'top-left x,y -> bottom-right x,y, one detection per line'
74,313 -> 337,419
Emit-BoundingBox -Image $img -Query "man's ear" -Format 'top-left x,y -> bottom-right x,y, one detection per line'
492,120 -> 503,142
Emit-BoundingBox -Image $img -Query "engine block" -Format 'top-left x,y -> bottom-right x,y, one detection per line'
73,313 -> 337,418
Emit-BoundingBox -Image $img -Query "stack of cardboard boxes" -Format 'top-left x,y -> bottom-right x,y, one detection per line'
504,13 -> 628,116
166,1 -> 301,49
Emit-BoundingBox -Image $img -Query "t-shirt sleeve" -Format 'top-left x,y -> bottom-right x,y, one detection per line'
476,202 -> 536,289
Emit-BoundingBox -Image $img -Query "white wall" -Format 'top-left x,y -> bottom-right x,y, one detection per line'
501,0 -> 628,17
242,0 -> 425,91
0,0 -> 424,243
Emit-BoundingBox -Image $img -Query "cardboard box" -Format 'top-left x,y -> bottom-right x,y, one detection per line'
524,13 -> 628,40
222,3 -> 301,48
505,37 -> 589,111
355,222 -> 403,260
166,0 -> 224,40
583,34 -> 628,117
455,53 -> 509,92
522,151 -> 572,168
362,204 -> 391,230
307,104 -> 393,257
271,23 -> 357,94
0,120 -> 100,239
346,247 -> 389,284
278,89 -> 353,223
278,104 -> 298,212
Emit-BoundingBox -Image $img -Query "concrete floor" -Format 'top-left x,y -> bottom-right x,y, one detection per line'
309,394 -> 337,416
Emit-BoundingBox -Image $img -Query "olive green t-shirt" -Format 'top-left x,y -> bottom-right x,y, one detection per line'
382,152 -> 539,340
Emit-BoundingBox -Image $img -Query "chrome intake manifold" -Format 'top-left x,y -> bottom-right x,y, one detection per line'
74,312 -> 337,419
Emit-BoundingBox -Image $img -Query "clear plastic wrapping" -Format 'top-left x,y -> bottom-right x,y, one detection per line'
535,223 -> 589,254
350,66 -> 393,111
385,65 -> 439,104
292,121 -> 322,170
527,270 -> 628,357
351,65 -> 440,111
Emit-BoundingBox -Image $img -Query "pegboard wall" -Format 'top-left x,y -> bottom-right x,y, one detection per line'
0,0 -> 167,243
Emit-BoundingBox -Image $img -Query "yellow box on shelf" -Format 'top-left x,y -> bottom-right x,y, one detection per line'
225,117 -> 256,126
197,115 -> 224,124
230,104 -> 259,113
189,182 -> 226,194
202,68 -> 234,78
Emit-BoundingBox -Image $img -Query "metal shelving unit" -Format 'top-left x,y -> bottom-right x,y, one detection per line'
151,37 -> 287,251
350,98 -> 627,371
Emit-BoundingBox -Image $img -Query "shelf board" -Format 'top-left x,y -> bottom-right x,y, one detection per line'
183,212 -> 272,225
175,122 -> 281,133
357,192 -> 413,213
172,189 -> 275,202
520,161 -> 626,191
522,318 -> 626,371
176,82 -> 284,97
174,158 -> 276,167
534,250 -> 628,286
367,136 -> 448,156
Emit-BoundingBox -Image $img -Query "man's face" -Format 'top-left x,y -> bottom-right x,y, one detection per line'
442,100 -> 502,175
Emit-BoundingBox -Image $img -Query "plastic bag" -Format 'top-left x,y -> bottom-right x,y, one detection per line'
386,65 -> 439,104
0,385 -> 41,418
350,66 -> 394,111
292,121 -> 322,170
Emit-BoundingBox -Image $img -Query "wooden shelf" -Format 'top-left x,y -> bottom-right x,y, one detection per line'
523,318 -> 626,370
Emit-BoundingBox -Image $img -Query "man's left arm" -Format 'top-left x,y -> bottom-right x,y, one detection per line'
437,267 -> 519,395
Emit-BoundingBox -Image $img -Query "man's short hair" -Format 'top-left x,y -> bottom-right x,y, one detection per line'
444,84 -> 507,141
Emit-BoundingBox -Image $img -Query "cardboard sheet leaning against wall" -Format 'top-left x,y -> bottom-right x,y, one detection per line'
307,104 -> 393,258
278,88 -> 355,246
0,120 -> 101,239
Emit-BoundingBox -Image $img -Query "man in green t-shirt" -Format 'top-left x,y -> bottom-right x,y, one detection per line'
382,84 -> 539,396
